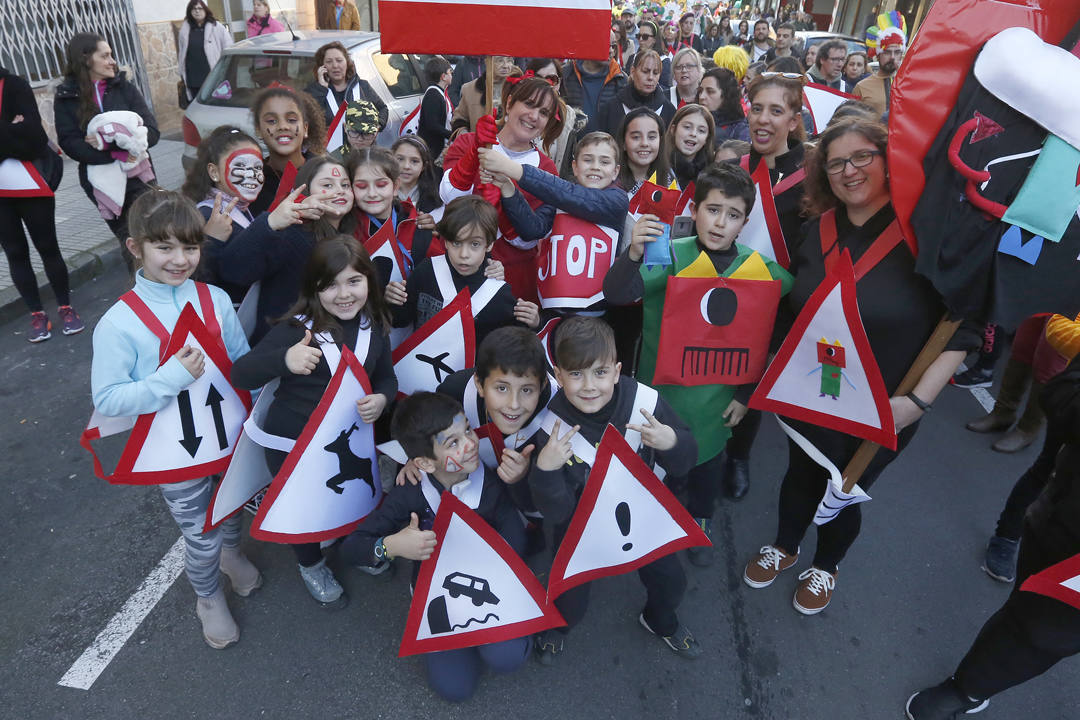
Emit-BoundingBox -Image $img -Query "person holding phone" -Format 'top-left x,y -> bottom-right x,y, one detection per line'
304,41 -> 387,133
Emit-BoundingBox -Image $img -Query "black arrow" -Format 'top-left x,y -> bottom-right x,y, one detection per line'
177,390 -> 203,458
205,384 -> 228,450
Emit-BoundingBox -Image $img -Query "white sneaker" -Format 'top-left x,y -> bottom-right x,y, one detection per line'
298,559 -> 347,608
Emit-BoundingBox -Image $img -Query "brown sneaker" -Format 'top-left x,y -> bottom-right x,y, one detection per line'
793,567 -> 836,615
744,545 -> 798,588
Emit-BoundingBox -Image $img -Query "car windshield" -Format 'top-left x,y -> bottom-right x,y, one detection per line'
197,53 -> 318,107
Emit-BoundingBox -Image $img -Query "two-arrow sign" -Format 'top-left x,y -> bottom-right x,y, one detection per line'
177,384 -> 230,458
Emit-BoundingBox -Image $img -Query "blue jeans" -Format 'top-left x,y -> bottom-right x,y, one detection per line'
425,636 -> 529,702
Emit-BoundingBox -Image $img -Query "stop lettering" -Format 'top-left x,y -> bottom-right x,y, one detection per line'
535,212 -> 619,310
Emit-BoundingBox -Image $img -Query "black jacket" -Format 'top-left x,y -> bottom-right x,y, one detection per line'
230,313 -> 397,439
341,467 -> 525,580
304,76 -> 388,132
746,139 -> 806,250
561,60 -> 627,136
597,84 -> 676,138
53,72 -> 159,197
0,69 -> 49,162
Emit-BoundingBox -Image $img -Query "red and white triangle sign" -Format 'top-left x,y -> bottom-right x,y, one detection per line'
252,346 -> 382,542
676,181 -> 695,217
803,83 -> 855,135
1021,553 -> 1080,611
81,303 -> 252,485
400,492 -> 565,656
325,100 -> 348,154
392,288 -> 477,397
750,249 -> 896,450
536,316 -> 561,376
546,425 -> 710,600
740,162 -> 791,268
364,217 -> 408,285
0,158 -> 53,197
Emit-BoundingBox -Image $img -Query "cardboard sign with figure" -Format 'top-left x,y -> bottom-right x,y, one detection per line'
546,426 -> 710,600
251,347 -> 381,542
750,250 -> 897,450
653,272 -> 781,387
1020,553 -> 1080,612
628,180 -> 680,266
399,493 -> 565,656
535,211 -> 619,309
80,301 -> 252,485
393,289 -> 477,397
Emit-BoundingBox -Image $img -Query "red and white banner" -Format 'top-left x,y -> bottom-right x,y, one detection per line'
378,0 -> 612,60
536,211 -> 618,310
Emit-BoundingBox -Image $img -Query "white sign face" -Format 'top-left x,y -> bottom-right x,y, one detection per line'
0,158 -> 45,192
393,290 -> 475,396
254,355 -> 381,541
561,450 -> 687,580
130,330 -> 247,474
763,285 -> 881,429
415,513 -> 544,641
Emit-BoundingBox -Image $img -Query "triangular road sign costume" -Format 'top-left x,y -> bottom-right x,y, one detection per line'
802,83 -> 856,136
80,287 -> 252,484
399,492 -> 565,656
750,248 -> 897,450
1020,553 -> 1080,612
0,78 -> 54,198
546,425 -> 710,600
392,288 -> 477,397
738,161 -> 793,268
250,344 -> 381,543
325,100 -> 348,155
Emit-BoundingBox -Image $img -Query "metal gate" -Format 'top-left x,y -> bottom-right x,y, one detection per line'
0,0 -> 151,106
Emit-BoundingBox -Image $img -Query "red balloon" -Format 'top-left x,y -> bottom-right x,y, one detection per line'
888,0 -> 1080,255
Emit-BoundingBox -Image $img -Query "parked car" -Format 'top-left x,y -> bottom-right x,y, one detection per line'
182,30 -> 431,170
794,31 -> 868,57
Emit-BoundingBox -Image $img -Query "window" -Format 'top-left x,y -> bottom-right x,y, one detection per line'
198,53 -> 317,107
370,52 -> 423,98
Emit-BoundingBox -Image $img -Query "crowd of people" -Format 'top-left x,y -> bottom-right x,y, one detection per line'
1,0 -> 1077,715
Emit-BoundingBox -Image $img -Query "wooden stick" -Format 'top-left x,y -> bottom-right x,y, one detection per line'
840,315 -> 961,492
484,56 -> 495,117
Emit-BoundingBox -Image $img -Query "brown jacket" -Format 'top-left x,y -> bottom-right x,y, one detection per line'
323,1 -> 361,30
450,77 -> 489,138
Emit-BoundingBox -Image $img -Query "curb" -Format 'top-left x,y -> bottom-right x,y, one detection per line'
0,239 -> 122,328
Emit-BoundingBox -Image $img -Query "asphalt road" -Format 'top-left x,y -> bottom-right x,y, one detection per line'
1,260 -> 1076,720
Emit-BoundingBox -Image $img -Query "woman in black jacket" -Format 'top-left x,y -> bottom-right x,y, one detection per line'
597,50 -> 676,138
54,33 -> 159,269
0,67 -> 83,342
303,41 -> 388,133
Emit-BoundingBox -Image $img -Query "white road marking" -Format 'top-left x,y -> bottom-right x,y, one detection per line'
58,537 -> 185,690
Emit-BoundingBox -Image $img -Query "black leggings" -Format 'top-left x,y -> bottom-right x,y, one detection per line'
0,196 -> 70,312
773,423 -> 918,573
995,425 -> 1065,541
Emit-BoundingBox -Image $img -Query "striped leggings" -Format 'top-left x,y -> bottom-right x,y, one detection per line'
159,477 -> 241,597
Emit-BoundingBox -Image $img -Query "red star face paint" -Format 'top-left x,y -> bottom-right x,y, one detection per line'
223,148 -> 264,202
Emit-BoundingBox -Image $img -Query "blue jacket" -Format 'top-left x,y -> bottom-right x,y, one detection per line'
91,272 -> 249,417
501,164 -> 629,242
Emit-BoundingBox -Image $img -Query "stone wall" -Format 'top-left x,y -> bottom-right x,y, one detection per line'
138,20 -> 184,134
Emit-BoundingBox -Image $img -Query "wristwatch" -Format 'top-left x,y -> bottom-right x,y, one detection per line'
374,537 -> 388,561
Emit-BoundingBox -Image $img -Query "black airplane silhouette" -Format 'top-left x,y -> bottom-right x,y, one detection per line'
417,351 -> 454,382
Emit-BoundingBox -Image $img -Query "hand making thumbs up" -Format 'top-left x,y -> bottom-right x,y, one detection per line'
285,329 -> 322,375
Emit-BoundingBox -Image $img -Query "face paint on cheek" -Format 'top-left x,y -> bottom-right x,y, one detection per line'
223,148 -> 264,202
444,456 -> 464,473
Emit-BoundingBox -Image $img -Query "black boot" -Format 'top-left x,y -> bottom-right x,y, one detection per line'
722,455 -> 750,500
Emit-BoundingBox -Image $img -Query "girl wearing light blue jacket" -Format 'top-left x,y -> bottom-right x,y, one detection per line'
90,190 -> 260,650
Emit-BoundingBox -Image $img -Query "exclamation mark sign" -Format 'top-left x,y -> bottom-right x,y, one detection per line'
615,502 -> 632,551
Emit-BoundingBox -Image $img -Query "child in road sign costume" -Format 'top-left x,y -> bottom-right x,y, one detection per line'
396,196 -> 540,348
245,86 -> 326,216
231,235 -> 397,608
341,392 -> 529,701
348,147 -> 444,274
605,164 -> 793,567
440,75 -> 566,304
526,316 -> 701,662
394,327 -> 553,549
478,131 -> 630,321
181,126 -> 265,307
90,190 -> 259,650
392,136 -> 444,225
742,118 -> 979,615
219,155 -> 355,343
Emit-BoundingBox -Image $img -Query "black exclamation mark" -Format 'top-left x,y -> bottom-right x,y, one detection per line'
616,502 -> 632,551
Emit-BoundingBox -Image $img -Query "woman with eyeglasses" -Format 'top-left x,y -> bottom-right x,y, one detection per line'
625,21 -> 673,90
743,117 -> 977,615
597,50 -> 676,138
669,48 -> 704,109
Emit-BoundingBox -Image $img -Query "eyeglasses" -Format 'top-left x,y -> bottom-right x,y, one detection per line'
825,149 -> 882,174
638,33 -> 654,40
674,63 -> 698,72
825,55 -> 846,63
760,71 -> 804,80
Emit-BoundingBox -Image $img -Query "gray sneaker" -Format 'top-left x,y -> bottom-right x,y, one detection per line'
298,559 -> 347,608
982,536 -> 1019,583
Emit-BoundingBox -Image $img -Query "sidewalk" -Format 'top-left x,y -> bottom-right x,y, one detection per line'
0,135 -> 187,325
